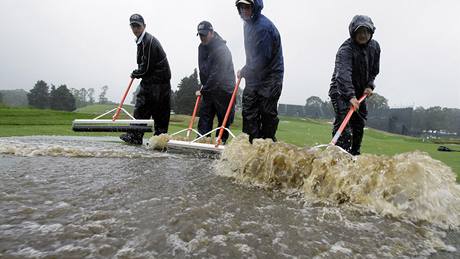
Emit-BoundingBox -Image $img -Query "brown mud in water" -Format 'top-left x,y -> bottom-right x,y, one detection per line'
148,134 -> 217,151
216,134 -> 460,230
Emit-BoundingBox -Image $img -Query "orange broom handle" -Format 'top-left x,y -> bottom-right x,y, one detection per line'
187,90 -> 202,138
216,78 -> 241,147
112,78 -> 135,121
330,94 -> 368,145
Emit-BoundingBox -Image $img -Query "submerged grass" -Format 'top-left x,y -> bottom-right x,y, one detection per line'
0,106 -> 458,180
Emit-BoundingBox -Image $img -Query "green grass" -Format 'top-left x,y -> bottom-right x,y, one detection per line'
75,104 -> 134,115
0,106 -> 459,181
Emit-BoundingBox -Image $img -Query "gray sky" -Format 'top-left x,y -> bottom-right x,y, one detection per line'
1,0 -> 459,108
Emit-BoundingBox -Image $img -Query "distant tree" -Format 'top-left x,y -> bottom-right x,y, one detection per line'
98,85 -> 109,104
28,80 -> 50,109
322,99 -> 335,119
50,85 -> 76,111
411,106 -> 426,132
174,69 -> 201,115
170,90 -> 176,113
49,85 -> 57,108
0,91 -> 3,104
367,93 -> 389,113
305,96 -> 323,107
87,88 -> 95,104
70,88 -> 84,108
425,106 -> 447,130
79,88 -> 88,104
0,89 -> 28,107
305,96 -> 325,118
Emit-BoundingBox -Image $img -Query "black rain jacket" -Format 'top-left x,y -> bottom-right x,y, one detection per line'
132,32 -> 171,85
329,15 -> 380,100
198,32 -> 235,94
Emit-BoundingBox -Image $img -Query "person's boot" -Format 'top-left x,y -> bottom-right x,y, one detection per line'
350,128 -> 364,156
120,133 -> 142,145
350,149 -> 361,156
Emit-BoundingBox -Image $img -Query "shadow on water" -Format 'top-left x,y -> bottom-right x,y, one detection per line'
0,136 -> 459,258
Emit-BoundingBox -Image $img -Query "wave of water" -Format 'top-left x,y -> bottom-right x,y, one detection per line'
216,134 -> 460,229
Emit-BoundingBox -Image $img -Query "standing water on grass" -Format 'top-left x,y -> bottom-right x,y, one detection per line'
0,135 -> 459,258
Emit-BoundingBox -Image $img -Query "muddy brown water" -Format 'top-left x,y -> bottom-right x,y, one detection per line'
0,136 -> 459,258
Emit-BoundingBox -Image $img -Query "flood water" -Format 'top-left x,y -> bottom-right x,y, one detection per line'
0,136 -> 459,258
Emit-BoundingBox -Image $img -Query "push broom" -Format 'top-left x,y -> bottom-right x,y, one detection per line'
167,78 -> 241,153
330,94 -> 368,145
72,78 -> 154,133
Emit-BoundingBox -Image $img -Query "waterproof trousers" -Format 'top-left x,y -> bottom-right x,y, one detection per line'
331,93 -> 367,155
242,80 -> 282,143
128,81 -> 171,140
197,90 -> 234,144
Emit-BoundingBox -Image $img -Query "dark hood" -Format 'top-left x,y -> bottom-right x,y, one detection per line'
348,15 -> 376,38
201,31 -> 226,49
236,0 -> 264,21
210,31 -> 226,45
253,0 -> 264,17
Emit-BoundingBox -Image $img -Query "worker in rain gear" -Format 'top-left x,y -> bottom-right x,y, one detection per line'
235,0 -> 284,143
329,15 -> 381,155
120,14 -> 172,145
196,21 -> 236,144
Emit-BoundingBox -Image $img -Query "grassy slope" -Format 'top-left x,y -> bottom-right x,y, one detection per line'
0,106 -> 459,180
75,104 -> 134,114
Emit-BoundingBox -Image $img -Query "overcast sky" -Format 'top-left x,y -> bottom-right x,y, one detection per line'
1,0 -> 459,108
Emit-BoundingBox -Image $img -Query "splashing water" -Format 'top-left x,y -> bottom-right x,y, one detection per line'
148,134 -> 217,151
216,134 -> 460,229
148,134 -> 171,151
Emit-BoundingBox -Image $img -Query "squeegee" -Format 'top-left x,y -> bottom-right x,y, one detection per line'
166,78 -> 242,154
330,94 -> 368,145
72,78 -> 154,133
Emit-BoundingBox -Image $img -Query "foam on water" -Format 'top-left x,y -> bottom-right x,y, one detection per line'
148,134 -> 218,151
148,134 -> 171,151
0,136 -> 170,158
217,134 -> 460,229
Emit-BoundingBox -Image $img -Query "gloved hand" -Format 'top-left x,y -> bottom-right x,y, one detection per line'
131,70 -> 142,79
364,87 -> 373,97
237,68 -> 245,79
195,90 -> 201,96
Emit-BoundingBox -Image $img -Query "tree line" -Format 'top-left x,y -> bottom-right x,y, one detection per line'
9,68 -> 240,114
27,80 -> 112,111
279,94 -> 460,138
16,73 -> 460,139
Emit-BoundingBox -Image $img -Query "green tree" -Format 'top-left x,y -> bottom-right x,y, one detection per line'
70,87 -> 90,108
28,80 -> 50,109
305,96 -> 325,118
367,93 -> 390,113
174,69 -> 201,115
50,85 -> 76,111
87,88 -> 95,104
99,85 -> 109,104
0,90 -> 28,107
